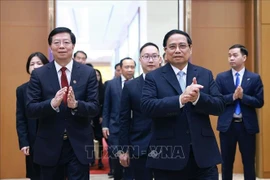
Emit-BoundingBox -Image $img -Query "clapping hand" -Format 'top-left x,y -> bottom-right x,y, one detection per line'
180,77 -> 203,104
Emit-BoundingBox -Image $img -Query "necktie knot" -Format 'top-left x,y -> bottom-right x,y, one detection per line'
61,67 -> 67,73
235,72 -> 239,77
177,71 -> 185,77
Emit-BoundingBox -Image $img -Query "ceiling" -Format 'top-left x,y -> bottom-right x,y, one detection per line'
56,0 -> 138,52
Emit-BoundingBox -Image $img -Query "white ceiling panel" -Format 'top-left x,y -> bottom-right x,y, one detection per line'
56,0 -> 137,51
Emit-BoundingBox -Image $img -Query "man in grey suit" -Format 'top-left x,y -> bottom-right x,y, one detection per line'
102,57 -> 135,180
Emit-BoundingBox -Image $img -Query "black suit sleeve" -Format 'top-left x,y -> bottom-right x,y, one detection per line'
216,74 -> 234,105
193,71 -> 225,116
26,70 -> 57,118
102,82 -> 111,128
119,84 -> 132,152
141,73 -> 182,118
16,85 -> 29,149
241,75 -> 264,108
75,69 -> 99,117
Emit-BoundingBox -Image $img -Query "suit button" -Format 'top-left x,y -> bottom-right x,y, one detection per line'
186,130 -> 190,134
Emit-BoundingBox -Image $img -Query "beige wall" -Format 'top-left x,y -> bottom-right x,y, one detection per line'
0,0 -> 49,178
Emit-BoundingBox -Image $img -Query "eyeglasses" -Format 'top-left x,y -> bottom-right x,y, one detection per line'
52,40 -> 72,47
167,44 -> 189,51
141,54 -> 160,61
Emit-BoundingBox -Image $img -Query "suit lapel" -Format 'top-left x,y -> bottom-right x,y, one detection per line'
137,74 -> 144,91
226,70 -> 235,91
47,61 -> 61,92
117,77 -> 122,96
162,63 -> 181,94
70,61 -> 81,88
186,63 -> 198,87
241,69 -> 251,89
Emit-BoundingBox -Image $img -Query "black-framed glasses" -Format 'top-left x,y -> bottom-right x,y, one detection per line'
141,54 -> 160,61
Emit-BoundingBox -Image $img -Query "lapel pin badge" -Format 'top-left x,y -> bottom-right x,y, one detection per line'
247,78 -> 250,81
73,80 -> 77,84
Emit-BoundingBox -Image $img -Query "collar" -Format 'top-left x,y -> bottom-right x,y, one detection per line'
121,75 -> 133,82
170,63 -> 188,75
232,67 -> 245,77
142,73 -> 146,80
54,59 -> 73,72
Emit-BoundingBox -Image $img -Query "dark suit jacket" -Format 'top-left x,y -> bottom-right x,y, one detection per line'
26,60 -> 99,166
16,82 -> 38,150
141,63 -> 224,171
119,75 -> 152,157
92,83 -> 105,139
102,77 -> 122,145
216,69 -> 264,134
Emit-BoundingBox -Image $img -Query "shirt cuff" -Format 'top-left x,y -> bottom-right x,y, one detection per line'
179,95 -> 185,108
102,127 -> 109,130
50,100 -> 60,112
192,92 -> 200,105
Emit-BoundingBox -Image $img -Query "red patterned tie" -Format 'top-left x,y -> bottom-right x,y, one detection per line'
60,67 -> 68,104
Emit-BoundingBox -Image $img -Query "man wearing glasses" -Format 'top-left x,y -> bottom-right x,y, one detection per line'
141,29 -> 225,179
118,42 -> 162,180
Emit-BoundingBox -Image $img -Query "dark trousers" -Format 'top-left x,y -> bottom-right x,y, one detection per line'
96,137 -> 103,162
152,149 -> 218,180
40,139 -> 89,180
105,138 -> 114,174
112,157 -> 133,180
130,155 -> 153,180
220,122 -> 256,180
26,153 -> 40,180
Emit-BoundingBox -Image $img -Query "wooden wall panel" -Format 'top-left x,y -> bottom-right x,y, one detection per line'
0,0 -> 49,178
261,0 -> 270,24
257,0 -> 270,177
191,0 -> 246,173
260,25 -> 270,176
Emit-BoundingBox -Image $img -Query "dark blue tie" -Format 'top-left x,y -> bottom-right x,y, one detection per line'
235,72 -> 241,115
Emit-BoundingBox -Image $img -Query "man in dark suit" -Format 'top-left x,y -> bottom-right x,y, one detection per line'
102,57 -> 135,180
73,50 -> 87,64
118,42 -> 161,180
216,44 -> 264,180
104,62 -> 122,178
141,29 -> 225,179
26,27 -> 99,180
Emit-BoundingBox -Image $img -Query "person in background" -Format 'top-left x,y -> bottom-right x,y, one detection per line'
26,27 -> 99,180
16,52 -> 49,180
102,57 -> 136,180
118,42 -> 161,180
216,44 -> 264,180
141,29 -> 225,179
92,69 -> 105,169
114,63 -> 121,78
74,50 -> 87,64
103,62 -> 121,178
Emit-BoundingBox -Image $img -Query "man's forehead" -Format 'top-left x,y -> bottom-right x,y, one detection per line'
52,33 -> 70,39
229,48 -> 240,53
